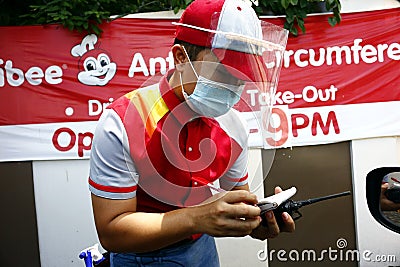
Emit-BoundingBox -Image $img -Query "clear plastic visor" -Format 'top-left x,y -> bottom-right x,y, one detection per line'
175,18 -> 288,96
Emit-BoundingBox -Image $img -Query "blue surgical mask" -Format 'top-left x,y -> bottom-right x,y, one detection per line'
182,76 -> 244,117
180,46 -> 244,117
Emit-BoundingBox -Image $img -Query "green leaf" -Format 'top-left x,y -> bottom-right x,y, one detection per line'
299,0 -> 308,8
286,13 -> 294,23
65,20 -> 73,28
334,8 -> 342,22
297,17 -> 305,33
92,25 -> 102,35
285,7 -> 294,18
326,0 -> 335,5
299,9 -> 307,18
290,26 -> 298,36
328,16 -> 336,26
337,1 -> 342,11
281,0 -> 290,9
254,6 -> 263,14
37,18 -> 46,24
283,20 -> 291,30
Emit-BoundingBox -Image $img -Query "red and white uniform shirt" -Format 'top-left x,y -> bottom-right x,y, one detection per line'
89,71 -> 249,213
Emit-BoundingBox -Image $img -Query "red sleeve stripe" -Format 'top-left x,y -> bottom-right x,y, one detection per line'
225,173 -> 248,183
89,177 -> 137,193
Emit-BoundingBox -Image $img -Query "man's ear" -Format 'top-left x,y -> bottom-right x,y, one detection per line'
172,44 -> 187,72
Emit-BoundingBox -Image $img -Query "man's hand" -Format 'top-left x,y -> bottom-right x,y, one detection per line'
250,186 -> 295,240
190,190 -> 262,237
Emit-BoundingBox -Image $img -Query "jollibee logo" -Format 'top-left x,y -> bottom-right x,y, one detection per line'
71,34 -> 117,86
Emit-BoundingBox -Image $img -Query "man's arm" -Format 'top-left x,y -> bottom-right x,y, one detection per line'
232,183 -> 250,191
91,189 -> 261,253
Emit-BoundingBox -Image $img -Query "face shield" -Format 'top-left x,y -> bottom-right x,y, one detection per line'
174,13 -> 288,147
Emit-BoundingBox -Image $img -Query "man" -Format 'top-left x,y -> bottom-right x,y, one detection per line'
89,0 -> 294,266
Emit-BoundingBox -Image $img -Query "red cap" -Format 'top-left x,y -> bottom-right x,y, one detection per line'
174,0 -> 268,82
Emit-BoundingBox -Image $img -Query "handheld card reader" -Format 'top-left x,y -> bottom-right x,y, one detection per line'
257,187 -> 297,214
257,187 -> 351,226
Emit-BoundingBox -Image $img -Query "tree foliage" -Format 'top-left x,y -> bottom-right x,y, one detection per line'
255,0 -> 341,36
0,0 -> 340,36
1,0 -> 191,35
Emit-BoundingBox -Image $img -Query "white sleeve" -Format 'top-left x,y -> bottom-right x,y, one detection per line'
217,109 -> 249,189
89,109 -> 139,199
220,142 -> 249,189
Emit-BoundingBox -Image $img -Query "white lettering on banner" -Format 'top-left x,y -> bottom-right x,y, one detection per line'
283,39 -> 400,68
88,98 -> 114,116
246,85 -> 338,106
0,59 -> 63,87
264,50 -> 283,69
265,107 -> 340,147
52,127 -> 93,157
128,52 -> 174,77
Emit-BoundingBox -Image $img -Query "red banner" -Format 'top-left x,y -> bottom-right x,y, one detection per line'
1,8 -> 400,161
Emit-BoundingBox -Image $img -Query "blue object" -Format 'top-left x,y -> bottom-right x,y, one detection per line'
79,251 -> 93,267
